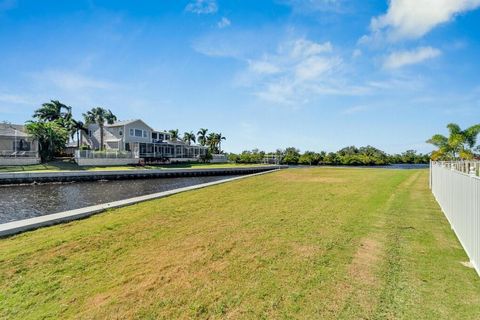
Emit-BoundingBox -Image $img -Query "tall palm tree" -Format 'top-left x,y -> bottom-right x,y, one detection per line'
70,119 -> 88,148
169,129 -> 179,141
83,107 -> 117,150
197,128 -> 208,146
33,100 -> 71,122
207,132 -> 218,153
427,123 -> 480,160
216,132 -> 226,153
183,131 -> 196,145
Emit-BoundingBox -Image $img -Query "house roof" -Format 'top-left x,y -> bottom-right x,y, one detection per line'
105,119 -> 155,131
105,119 -> 139,127
0,123 -> 31,137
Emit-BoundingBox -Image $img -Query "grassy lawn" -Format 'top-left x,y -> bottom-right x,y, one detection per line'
1,168 -> 479,319
0,160 -> 268,173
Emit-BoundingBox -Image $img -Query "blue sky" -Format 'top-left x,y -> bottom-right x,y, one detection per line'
0,0 -> 479,153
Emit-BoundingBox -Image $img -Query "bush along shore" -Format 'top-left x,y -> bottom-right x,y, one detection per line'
227,146 -> 430,165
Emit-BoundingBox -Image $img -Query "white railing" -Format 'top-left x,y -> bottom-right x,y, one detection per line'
430,161 -> 480,276
75,150 -> 137,159
0,150 -> 39,158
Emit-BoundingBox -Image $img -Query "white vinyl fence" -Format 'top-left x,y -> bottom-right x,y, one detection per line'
430,161 -> 480,276
75,150 -> 137,159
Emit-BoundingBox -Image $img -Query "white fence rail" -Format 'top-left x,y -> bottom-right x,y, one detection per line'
430,161 -> 480,276
75,150 -> 137,159
0,150 -> 38,158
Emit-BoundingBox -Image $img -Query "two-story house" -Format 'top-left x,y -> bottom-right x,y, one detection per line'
82,119 -> 207,162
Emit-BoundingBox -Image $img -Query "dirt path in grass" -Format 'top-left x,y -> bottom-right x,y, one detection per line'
329,171 -> 421,318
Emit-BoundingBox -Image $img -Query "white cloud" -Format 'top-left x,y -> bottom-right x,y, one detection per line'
255,80 -> 297,105
241,38 -> 368,105
352,49 -> 362,58
248,60 -> 281,75
295,56 -> 341,81
383,46 -> 441,69
33,70 -> 117,91
289,39 -> 332,58
217,17 -> 231,28
185,0 -> 218,14
370,0 -> 480,41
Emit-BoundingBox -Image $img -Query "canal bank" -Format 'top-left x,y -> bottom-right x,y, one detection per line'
0,169 -> 281,237
0,165 -> 284,185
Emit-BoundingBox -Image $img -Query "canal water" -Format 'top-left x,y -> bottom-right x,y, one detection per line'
0,175 -> 235,224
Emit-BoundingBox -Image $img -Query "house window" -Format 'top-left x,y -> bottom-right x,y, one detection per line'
143,131 -> 147,138
13,140 -> 31,151
159,134 -> 164,141
152,132 -> 157,140
129,129 -> 134,136
134,129 -> 143,137
119,130 -> 123,136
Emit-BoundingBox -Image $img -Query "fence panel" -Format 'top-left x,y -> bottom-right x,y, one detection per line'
431,161 -> 480,276
75,150 -> 136,159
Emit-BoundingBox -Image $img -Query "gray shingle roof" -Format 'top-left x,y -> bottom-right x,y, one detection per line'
104,119 -> 141,127
105,119 -> 155,131
0,123 -> 30,137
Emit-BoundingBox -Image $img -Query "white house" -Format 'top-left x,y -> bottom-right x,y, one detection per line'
78,119 -> 208,164
0,123 -> 40,166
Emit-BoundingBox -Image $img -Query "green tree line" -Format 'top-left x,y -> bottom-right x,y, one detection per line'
227,146 -> 430,165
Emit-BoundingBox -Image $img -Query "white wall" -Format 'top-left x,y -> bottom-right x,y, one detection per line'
0,157 -> 41,166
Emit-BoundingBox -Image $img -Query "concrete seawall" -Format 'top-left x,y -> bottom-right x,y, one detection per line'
0,169 -> 281,237
0,166 -> 284,185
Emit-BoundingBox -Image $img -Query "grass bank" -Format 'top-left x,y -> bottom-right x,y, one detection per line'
0,160 -> 268,173
1,168 -> 479,319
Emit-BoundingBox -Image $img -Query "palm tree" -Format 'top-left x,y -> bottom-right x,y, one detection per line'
33,100 -> 71,122
183,131 -> 196,145
216,133 -> 226,153
169,129 -> 179,141
83,107 -> 117,150
197,128 -> 208,146
207,132 -> 218,153
70,119 -> 88,148
427,123 -> 480,160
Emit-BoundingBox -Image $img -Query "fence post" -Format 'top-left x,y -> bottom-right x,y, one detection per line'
429,160 -> 432,189
470,165 -> 476,177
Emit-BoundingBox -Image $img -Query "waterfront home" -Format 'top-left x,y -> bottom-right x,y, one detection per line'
0,123 -> 40,165
79,119 -> 208,164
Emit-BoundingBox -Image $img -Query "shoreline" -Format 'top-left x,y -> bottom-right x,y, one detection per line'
0,169 -> 281,237
0,165 -> 284,185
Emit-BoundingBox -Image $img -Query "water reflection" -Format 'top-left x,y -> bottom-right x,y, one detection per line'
0,175 -> 235,223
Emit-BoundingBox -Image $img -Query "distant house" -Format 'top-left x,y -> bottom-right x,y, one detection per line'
80,119 -> 208,163
0,123 -> 40,165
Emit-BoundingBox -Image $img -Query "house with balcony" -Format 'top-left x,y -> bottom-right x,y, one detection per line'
79,119 -> 208,165
0,123 -> 40,165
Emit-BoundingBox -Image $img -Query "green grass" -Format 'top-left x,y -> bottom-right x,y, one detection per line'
0,168 -> 479,319
0,160 -> 268,173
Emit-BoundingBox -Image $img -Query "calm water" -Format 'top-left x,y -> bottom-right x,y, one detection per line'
0,175 -> 235,223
